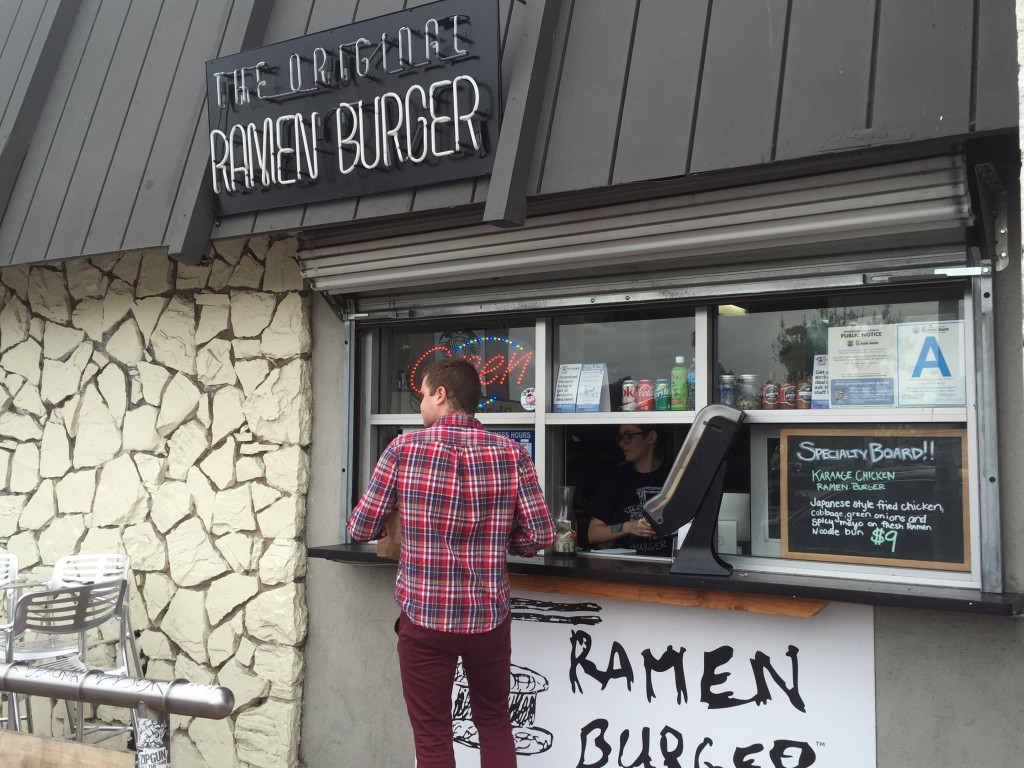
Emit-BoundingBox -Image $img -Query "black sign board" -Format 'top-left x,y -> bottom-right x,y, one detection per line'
205,0 -> 501,216
780,428 -> 969,571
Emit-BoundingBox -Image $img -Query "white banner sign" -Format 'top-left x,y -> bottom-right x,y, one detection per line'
454,594 -> 875,768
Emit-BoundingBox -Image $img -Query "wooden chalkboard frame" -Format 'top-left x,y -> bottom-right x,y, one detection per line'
780,427 -> 970,571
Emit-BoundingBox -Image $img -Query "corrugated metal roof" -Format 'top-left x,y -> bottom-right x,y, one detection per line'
0,0 -> 1016,266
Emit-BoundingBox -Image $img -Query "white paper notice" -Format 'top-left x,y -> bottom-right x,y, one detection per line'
811,354 -> 829,409
553,364 -> 582,413
827,325 -> 897,407
575,363 -> 609,412
896,320 -> 966,406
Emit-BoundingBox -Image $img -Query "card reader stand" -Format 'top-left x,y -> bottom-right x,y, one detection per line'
642,405 -> 746,577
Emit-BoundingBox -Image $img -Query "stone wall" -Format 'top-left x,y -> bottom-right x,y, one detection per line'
0,238 -> 310,768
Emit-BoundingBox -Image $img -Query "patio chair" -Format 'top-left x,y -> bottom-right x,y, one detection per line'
0,552 -> 27,730
0,580 -> 128,740
47,553 -> 142,678
0,552 -> 18,622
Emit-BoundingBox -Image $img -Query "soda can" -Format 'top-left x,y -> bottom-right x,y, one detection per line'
654,379 -> 670,410
621,379 -> 638,411
637,379 -> 654,411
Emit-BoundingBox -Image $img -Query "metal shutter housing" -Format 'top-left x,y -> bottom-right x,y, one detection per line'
297,156 -> 973,317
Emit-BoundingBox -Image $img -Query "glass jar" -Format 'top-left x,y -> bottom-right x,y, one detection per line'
552,485 -> 577,555
738,374 -> 760,410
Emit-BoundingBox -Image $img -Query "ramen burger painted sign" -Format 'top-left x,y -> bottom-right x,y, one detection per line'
205,0 -> 501,216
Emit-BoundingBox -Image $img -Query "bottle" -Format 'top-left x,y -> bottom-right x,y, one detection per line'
762,375 -> 779,410
779,373 -> 796,409
686,363 -> 697,410
796,371 -> 812,409
670,356 -> 688,410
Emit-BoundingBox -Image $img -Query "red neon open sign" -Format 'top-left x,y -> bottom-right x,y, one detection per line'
408,336 -> 533,395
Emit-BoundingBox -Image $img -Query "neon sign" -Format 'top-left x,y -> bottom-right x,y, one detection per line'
205,0 -> 501,217
409,336 -> 533,409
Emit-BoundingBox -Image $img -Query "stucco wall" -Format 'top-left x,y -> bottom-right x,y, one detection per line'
0,239 -> 311,768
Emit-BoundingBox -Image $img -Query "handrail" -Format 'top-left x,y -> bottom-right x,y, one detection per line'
0,664 -> 233,718
0,663 -> 234,767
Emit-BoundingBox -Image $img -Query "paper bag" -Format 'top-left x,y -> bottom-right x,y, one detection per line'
376,507 -> 402,560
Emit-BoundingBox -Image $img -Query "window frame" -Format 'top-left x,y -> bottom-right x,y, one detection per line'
349,279 -> 994,592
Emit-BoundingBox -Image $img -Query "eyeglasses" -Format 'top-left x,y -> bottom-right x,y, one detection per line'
615,431 -> 645,446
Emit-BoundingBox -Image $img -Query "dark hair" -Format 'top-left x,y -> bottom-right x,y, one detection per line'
421,358 -> 481,414
626,425 -> 667,462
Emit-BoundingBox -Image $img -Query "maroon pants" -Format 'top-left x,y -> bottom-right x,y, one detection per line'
396,612 -> 517,768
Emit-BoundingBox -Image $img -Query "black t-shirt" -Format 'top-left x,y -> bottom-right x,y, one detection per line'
590,462 -> 673,556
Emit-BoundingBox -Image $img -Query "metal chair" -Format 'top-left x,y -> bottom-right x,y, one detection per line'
0,552 -> 25,730
47,553 -> 142,679
0,580 -> 128,739
46,554 -> 143,741
0,552 -> 18,622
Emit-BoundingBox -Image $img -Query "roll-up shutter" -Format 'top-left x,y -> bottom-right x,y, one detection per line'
297,155 -> 973,315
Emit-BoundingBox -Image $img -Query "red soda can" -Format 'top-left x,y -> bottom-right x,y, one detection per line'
637,379 -> 654,411
621,379 -> 638,411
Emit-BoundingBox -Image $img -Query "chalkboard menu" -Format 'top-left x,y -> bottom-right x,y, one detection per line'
780,428 -> 969,570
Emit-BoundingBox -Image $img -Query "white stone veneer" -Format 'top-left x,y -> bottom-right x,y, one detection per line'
0,237 -> 309,768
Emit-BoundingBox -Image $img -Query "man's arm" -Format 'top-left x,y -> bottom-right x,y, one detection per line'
508,448 -> 555,556
348,445 -> 399,542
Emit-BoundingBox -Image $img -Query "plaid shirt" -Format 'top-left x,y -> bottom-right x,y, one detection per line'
349,414 -> 554,633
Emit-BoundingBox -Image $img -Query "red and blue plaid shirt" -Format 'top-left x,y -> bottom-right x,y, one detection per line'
349,414 -> 554,633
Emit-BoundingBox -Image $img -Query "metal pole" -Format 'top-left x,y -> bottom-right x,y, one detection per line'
134,702 -> 170,768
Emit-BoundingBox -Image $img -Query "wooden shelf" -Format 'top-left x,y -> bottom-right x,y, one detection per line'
509,573 -> 827,617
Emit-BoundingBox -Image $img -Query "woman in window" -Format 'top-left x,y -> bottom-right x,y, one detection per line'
587,425 -> 674,556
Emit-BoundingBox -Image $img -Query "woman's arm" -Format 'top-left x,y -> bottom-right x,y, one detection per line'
588,516 -> 655,544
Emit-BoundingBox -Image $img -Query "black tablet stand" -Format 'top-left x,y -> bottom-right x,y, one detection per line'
642,405 -> 746,577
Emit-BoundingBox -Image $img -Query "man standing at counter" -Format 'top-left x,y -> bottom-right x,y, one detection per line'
349,358 -> 555,768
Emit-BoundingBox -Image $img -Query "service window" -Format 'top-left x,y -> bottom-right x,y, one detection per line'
353,284 -> 986,591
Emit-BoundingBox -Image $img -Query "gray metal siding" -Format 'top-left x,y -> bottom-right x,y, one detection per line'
538,0 -> 639,193
612,0 -> 709,185
84,0 -> 200,254
0,0 -> 77,219
122,0 -> 234,250
0,1 -> 46,134
0,0 -> 121,266
48,0 -> 164,258
163,0 -> 271,262
975,0 -> 1018,131
870,0 -> 973,139
688,0 -> 789,174
0,0 -> 252,266
773,0 -> 875,161
0,0 -> 1017,262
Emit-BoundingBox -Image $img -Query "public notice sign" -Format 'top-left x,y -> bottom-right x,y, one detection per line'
452,595 -> 876,768
780,428 -> 969,570
205,0 -> 501,216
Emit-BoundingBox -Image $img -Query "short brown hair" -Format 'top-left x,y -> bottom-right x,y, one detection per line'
421,358 -> 481,414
